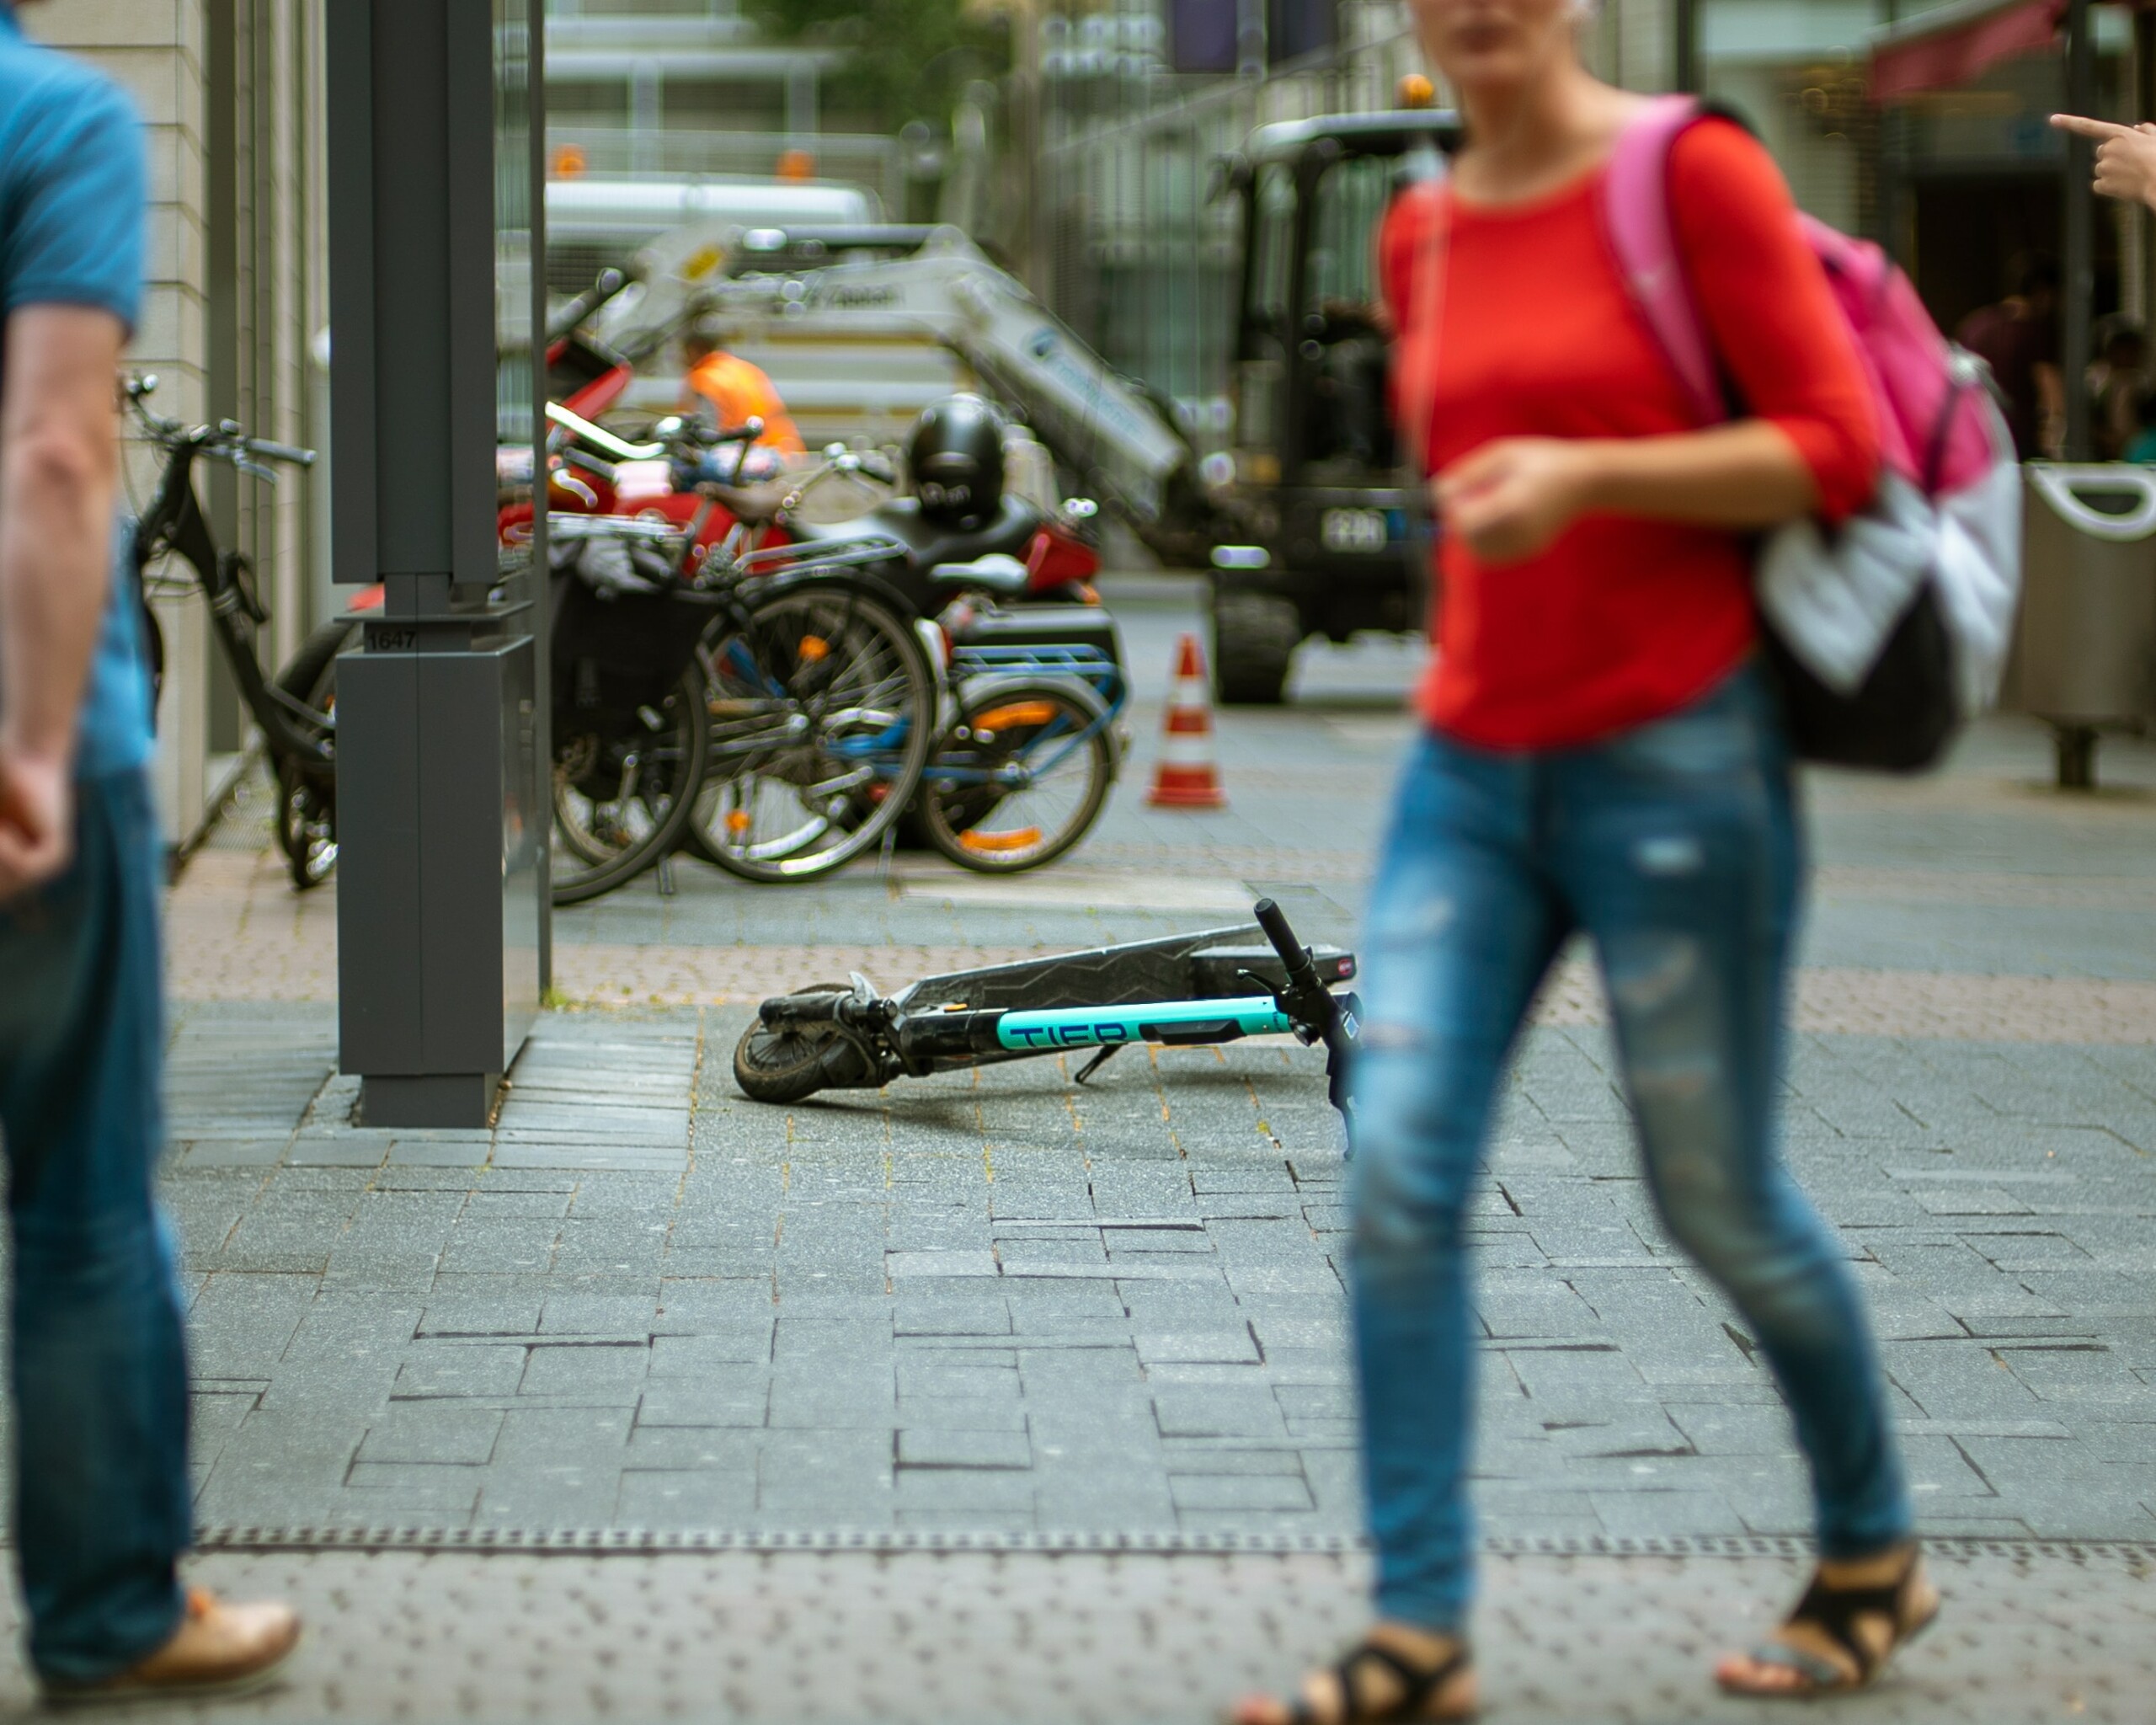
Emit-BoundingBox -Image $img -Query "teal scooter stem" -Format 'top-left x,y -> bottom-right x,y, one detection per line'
995,996 -> 1289,1051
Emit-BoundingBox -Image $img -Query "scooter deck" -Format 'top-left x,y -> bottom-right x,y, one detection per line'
889,923 -> 1355,1017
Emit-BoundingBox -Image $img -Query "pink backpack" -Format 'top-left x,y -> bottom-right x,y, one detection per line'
1603,96 -> 2021,772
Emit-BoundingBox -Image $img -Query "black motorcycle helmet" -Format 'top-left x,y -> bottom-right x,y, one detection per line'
908,393 -> 1006,525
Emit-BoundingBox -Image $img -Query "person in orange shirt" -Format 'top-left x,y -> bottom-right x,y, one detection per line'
679,327 -> 805,455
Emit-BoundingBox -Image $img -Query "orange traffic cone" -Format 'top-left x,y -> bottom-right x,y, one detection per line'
1146,633 -> 1228,809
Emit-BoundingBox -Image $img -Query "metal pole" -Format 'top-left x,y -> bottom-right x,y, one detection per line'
2063,0 -> 2095,461
329,0 -> 543,1129
1875,0 -> 1905,263
528,0 -> 552,996
2138,8 -> 2156,339
1673,0 -> 1700,95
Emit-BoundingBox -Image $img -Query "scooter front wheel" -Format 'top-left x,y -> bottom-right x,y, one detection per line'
733,985 -> 878,1103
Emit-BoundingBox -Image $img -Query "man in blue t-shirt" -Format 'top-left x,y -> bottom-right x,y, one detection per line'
0,1 -> 298,1699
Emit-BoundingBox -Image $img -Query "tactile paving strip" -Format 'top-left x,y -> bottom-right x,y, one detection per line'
0,1546 -> 2145,1722
184,1525 -> 2156,1562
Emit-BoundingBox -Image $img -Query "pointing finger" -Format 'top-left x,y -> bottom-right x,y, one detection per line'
2051,112 -> 2136,142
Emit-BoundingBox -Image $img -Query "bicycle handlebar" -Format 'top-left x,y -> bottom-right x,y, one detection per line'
243,436 -> 315,467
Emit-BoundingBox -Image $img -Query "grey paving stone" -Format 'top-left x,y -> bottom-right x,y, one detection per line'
392,1343 -> 530,1400
615,1468 -> 758,1525
539,1293 -> 659,1336
1152,1386 -> 1289,1441
341,1463 -> 485,1514
638,1379 -> 770,1429
188,1273 -> 319,1381
768,1375 -> 896,1430
897,1429 -> 1032,1470
416,1293 -> 545,1337
358,1404 -> 504,1466
520,1341 -> 650,1399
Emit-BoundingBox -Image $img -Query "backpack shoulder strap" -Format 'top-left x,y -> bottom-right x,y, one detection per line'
1601,93 -> 1724,425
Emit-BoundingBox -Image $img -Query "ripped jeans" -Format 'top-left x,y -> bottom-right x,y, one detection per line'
1349,665 -> 1909,1632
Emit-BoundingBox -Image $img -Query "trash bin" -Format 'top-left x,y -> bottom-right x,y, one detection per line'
2011,463 -> 2156,786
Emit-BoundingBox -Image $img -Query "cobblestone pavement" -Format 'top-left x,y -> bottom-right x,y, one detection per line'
95,579 -> 2156,1713
0,1545 -> 2145,1723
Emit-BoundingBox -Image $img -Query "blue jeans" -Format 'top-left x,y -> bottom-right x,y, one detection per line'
0,768 -> 189,1681
1350,667 -> 1910,1632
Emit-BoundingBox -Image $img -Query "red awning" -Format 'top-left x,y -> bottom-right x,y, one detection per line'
1870,0 -> 2066,103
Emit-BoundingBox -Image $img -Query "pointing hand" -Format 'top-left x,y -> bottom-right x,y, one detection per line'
2051,114 -> 2156,210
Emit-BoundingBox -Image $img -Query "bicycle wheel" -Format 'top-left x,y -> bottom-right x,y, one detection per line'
272,619 -> 355,890
552,663 -> 711,905
921,678 -> 1115,873
691,582 -> 933,882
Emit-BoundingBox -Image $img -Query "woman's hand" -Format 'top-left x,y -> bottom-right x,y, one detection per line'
1433,437 -> 1598,564
2051,114 -> 2156,210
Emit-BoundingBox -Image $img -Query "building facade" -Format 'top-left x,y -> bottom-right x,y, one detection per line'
31,0 -> 325,851
1032,0 -> 2141,434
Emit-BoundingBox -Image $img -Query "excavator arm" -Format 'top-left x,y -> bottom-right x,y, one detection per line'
606,223 -> 1216,555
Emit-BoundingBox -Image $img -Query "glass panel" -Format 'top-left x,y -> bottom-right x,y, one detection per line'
495,0 -> 545,1013
1303,155 -> 1391,312
1245,163 -> 1297,349
1299,156 -> 1400,476
1236,163 -> 1296,455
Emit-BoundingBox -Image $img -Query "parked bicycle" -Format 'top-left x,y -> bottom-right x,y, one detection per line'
651,430 -> 1127,881
542,425 -> 936,903
123,373 -> 349,887
537,385 -> 1129,895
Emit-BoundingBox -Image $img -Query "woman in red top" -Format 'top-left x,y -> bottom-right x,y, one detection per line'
1231,3 -> 1932,1720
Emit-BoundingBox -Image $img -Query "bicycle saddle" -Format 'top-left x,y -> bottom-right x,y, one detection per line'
794,494 -> 1042,569
928,553 -> 1032,600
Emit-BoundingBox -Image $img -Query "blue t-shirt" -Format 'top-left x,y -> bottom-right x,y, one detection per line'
0,2 -> 151,777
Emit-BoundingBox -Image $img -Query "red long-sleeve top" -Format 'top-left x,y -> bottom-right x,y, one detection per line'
1379,119 -> 1880,749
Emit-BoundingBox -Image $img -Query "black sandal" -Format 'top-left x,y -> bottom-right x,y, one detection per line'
1721,1547 -> 1939,1698
1283,1637 -> 1475,1724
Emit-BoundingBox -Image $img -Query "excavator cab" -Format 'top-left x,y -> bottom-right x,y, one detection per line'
1209,108 -> 1460,704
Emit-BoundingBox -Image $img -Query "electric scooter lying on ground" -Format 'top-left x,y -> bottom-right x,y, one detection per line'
734,898 -> 1361,1128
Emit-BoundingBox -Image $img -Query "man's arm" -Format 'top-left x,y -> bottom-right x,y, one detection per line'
0,306 -> 127,899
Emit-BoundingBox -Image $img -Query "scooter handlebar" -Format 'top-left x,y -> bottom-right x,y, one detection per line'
1253,897 -> 1320,992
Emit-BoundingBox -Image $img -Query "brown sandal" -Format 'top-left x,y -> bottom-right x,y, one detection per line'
1251,1637 -> 1476,1724
1718,1547 -> 1939,1698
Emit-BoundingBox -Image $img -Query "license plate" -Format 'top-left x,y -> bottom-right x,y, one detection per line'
1319,507 -> 1390,553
